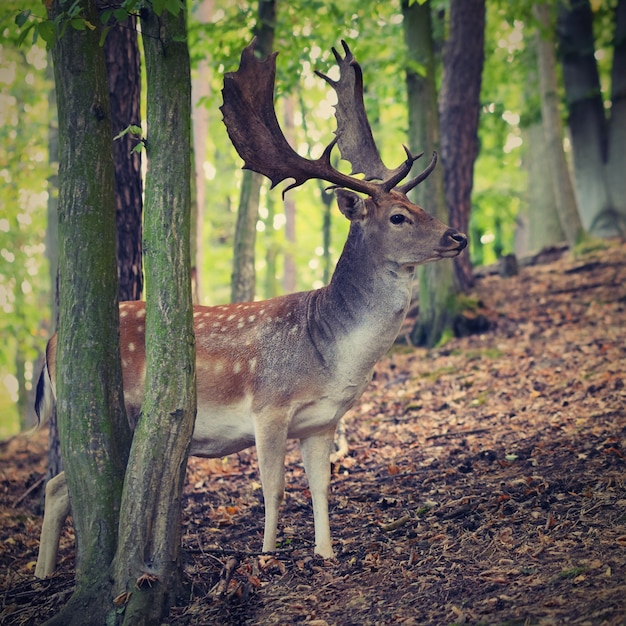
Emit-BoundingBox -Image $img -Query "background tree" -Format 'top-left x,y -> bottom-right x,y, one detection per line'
440,0 -> 485,292
230,0 -> 276,302
103,8 -> 144,301
557,0 -> 626,236
534,2 -> 584,247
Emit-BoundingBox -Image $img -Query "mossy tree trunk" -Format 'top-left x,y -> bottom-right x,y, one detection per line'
112,5 -> 196,625
45,0 -> 131,622
402,0 -> 458,348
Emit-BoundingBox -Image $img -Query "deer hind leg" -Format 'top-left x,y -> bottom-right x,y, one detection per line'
254,412 -> 288,553
35,471 -> 70,578
300,425 -> 337,559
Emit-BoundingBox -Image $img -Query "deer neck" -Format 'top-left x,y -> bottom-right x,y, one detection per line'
306,224 -> 413,373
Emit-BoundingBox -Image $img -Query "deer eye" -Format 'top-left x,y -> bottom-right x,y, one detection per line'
390,214 -> 406,225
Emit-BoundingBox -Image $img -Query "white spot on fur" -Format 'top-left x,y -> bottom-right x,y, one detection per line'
233,362 -> 242,374
249,358 -> 257,373
128,342 -> 135,352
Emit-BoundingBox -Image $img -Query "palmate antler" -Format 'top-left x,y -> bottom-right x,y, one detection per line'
221,39 -> 436,198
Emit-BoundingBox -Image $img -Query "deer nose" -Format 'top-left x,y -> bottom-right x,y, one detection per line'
443,229 -> 468,250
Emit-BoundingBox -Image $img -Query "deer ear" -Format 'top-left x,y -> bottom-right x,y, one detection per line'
335,188 -> 367,221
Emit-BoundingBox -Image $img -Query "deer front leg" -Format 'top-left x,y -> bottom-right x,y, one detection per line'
255,414 -> 288,553
35,471 -> 71,578
300,425 -> 337,559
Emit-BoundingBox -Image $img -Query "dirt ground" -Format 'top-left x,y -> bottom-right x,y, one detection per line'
1,240 -> 625,626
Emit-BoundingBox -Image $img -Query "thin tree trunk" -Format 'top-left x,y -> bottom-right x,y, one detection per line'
192,0 -> 214,303
440,0 -> 485,292
283,95 -> 297,294
230,0 -> 276,303
45,0 -> 130,622
103,10 -> 143,301
113,6 -> 196,624
402,0 -> 457,348
534,3 -> 585,246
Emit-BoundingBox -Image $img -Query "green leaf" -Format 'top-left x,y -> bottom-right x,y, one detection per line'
70,17 -> 87,31
16,21 -> 35,47
15,10 -> 31,28
37,20 -> 56,46
99,25 -> 112,47
114,9 -> 129,22
101,9 -> 113,24
152,0 -> 166,16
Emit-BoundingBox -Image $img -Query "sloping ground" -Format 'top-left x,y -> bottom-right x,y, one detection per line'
1,240 -> 625,625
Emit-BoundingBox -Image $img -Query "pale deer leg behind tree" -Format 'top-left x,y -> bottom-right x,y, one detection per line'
34,39 -> 466,578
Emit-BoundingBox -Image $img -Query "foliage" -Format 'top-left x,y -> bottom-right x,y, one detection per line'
0,3 -> 52,434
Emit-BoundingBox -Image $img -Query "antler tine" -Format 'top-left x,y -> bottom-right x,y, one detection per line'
381,146 -> 422,192
397,151 -> 438,195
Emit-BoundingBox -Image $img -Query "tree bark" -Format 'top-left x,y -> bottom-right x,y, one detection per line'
113,6 -> 196,624
45,0 -> 131,622
439,0 -> 485,292
103,10 -> 143,301
607,0 -> 626,229
522,121 -> 566,252
402,0 -> 457,348
556,0 -> 613,234
534,3 -> 585,246
230,0 -> 276,303
191,0 -> 215,303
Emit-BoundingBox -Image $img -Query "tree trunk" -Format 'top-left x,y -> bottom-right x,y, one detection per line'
113,6 -> 196,625
192,0 -> 215,303
45,0 -> 131,622
607,0 -> 626,231
230,0 -> 276,303
402,0 -> 457,348
439,0 -> 485,292
556,0 -> 613,235
282,95 -> 297,294
231,169 -> 263,302
534,3 -> 585,247
103,10 -> 143,301
522,121 -> 566,252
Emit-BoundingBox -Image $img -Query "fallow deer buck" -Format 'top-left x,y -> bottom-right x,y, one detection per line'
34,40 -> 467,578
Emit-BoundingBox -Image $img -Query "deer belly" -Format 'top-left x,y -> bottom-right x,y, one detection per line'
190,397 -> 255,457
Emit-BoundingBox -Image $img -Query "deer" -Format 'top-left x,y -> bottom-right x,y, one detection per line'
33,40 -> 467,579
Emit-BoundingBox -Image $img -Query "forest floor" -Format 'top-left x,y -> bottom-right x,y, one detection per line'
1,240 -> 626,626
